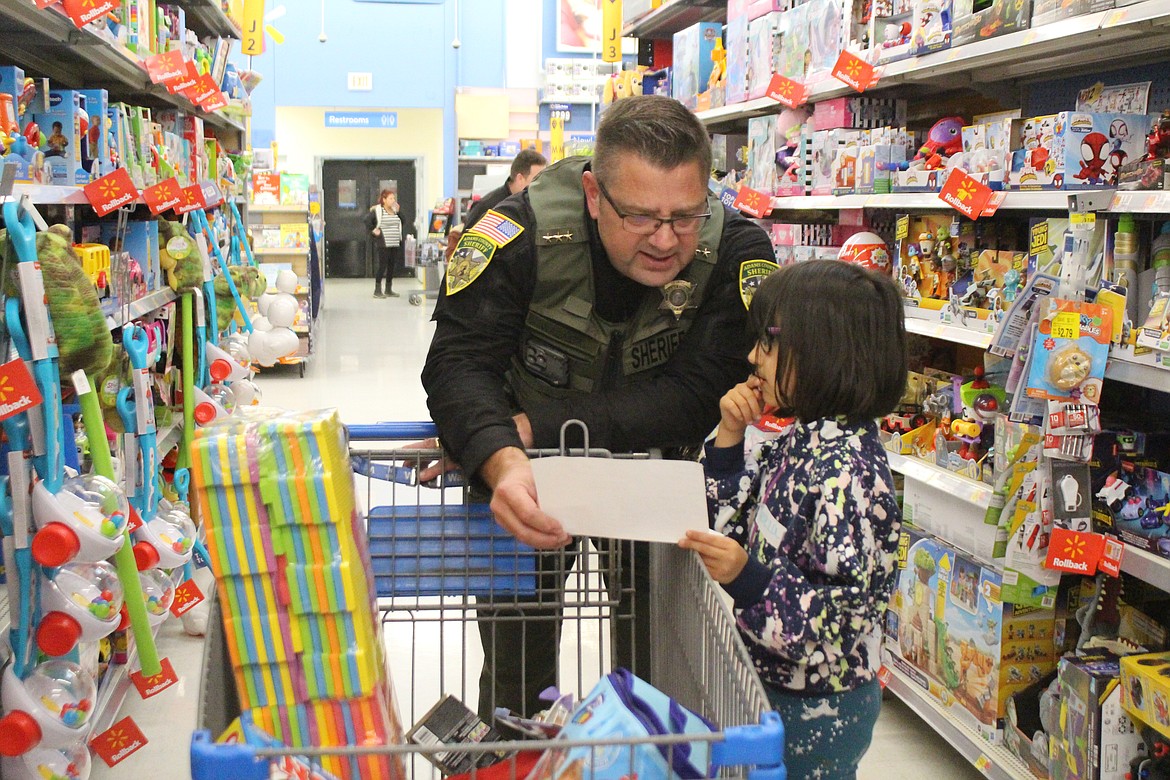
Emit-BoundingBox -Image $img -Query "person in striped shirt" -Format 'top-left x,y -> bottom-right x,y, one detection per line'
369,188 -> 405,298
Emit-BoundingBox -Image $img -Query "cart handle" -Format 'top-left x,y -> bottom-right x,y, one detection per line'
347,422 -> 437,441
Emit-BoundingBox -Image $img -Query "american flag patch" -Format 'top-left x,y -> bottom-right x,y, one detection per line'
470,210 -> 524,246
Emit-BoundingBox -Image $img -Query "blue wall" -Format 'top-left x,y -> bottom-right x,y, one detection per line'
247,0 -> 627,192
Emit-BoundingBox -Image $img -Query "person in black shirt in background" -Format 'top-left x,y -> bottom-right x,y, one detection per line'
421,95 -> 776,720
464,148 -> 547,229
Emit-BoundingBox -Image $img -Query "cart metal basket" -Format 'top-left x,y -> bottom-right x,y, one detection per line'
190,422 -> 780,780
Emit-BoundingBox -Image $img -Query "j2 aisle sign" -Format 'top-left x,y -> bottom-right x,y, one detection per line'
324,111 -> 398,129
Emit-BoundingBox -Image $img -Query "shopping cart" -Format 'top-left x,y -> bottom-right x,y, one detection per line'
190,422 -> 782,780
406,239 -> 447,306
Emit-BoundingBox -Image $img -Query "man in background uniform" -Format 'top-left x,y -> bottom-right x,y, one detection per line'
464,148 -> 547,229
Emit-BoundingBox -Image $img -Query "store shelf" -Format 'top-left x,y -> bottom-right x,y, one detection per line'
1119,544 -> 1170,594
458,155 -> 516,163
248,203 -> 309,213
171,0 -> 242,39
105,288 -> 178,331
1104,346 -> 1170,390
158,419 -> 183,454
883,665 -> 1037,780
11,183 -> 92,206
254,247 -> 309,256
696,0 -> 1170,129
887,452 -> 994,509
0,0 -> 241,134
771,191 -> 1072,212
904,310 -> 995,349
623,0 -> 727,39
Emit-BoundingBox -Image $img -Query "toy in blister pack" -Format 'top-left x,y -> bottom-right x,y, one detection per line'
1024,298 -> 1111,405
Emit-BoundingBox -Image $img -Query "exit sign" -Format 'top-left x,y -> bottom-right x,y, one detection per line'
347,72 -> 373,91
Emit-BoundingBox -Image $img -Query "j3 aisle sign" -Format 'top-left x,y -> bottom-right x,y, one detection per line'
324,111 -> 398,129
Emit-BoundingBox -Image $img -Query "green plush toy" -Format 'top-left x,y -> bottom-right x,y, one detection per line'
1,224 -> 113,377
213,264 -> 265,331
158,219 -> 204,292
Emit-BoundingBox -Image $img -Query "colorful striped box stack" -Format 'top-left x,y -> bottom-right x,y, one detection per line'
192,408 -> 403,780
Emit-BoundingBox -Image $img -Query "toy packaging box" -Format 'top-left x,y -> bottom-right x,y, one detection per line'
960,116 -> 1023,190
831,131 -> 862,195
1092,456 -> 1170,559
1053,653 -> 1147,780
775,127 -> 813,196
727,0 -> 752,105
672,22 -> 722,110
1031,0 -> 1114,27
746,12 -> 781,99
1120,652 -> 1170,740
747,115 -> 779,194
0,65 -> 24,129
747,0 -> 790,17
1011,112 -> 1153,189
776,0 -> 847,86
873,0 -> 916,63
78,89 -> 111,178
884,528 -> 1059,742
911,0 -> 953,55
951,0 -> 1032,47
810,129 -> 851,195
814,97 -> 908,130
30,89 -> 87,185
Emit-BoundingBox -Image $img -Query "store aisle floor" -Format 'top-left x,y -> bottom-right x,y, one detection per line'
258,278 -> 984,780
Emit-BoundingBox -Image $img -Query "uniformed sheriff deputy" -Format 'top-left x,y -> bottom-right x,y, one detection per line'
421,94 -> 777,720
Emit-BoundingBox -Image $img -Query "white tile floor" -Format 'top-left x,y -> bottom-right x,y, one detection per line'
257,277 -> 985,780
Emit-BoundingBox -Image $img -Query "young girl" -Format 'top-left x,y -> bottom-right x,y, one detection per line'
680,259 -> 908,780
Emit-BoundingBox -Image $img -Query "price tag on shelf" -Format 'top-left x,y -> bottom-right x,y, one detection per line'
129,657 -> 179,699
167,62 -> 200,95
145,50 -> 185,86
981,191 -> 1007,217
170,578 -> 206,617
173,184 -> 207,215
1100,536 -> 1124,577
766,74 -> 807,108
142,177 -> 182,215
83,167 -> 140,217
1022,30 -> 1040,44
733,186 -> 772,218
1051,311 -> 1081,340
90,716 -> 149,767
938,169 -> 993,219
831,50 -> 878,92
61,0 -> 119,28
1103,8 -> 1129,27
0,358 -> 42,424
1071,211 -> 1097,226
974,755 -> 993,774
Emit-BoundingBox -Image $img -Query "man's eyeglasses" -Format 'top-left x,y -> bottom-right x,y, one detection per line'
596,180 -> 711,236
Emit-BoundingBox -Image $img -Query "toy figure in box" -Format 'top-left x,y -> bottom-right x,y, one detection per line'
886,529 -> 1059,741
911,0 -> 952,54
949,366 -> 1006,462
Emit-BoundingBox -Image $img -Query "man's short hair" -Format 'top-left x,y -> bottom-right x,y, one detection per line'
509,149 -> 547,181
592,95 -> 712,185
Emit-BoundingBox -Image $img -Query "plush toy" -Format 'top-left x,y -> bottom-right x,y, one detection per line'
1,224 -> 113,377
707,39 -> 727,90
914,116 -> 965,169
158,219 -> 204,292
602,69 -> 644,106
213,264 -> 266,331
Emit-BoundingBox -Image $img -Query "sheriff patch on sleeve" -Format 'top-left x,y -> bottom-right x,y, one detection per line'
739,259 -> 779,310
446,232 -> 497,295
468,209 -> 525,247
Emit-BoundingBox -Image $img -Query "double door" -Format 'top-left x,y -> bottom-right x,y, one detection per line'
321,159 -> 418,278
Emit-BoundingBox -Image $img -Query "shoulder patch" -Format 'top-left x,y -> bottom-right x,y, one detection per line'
446,232 -> 497,295
739,259 -> 779,310
467,209 -> 525,248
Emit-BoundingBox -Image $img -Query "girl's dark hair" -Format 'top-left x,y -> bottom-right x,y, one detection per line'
379,188 -> 396,201
749,260 -> 907,422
